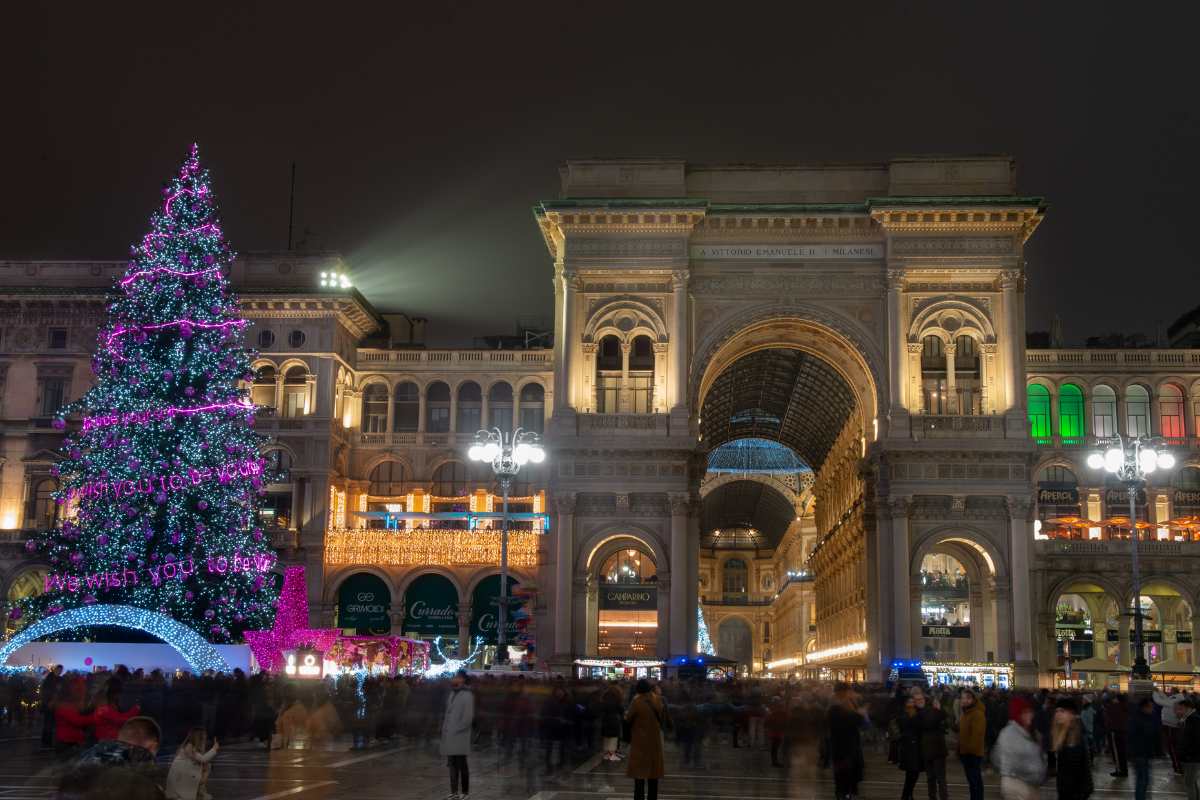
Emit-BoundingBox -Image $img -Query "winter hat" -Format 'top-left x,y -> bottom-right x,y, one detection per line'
1009,695 -> 1033,721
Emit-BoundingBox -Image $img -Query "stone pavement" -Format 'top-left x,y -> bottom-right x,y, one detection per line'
0,727 -> 1185,799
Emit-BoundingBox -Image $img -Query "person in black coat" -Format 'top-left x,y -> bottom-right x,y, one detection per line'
1129,697 -> 1158,800
598,684 -> 624,762
916,692 -> 949,800
894,696 -> 924,800
1053,698 -> 1093,800
828,683 -> 866,800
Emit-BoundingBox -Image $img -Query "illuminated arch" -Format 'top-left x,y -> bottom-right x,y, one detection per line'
0,605 -> 229,673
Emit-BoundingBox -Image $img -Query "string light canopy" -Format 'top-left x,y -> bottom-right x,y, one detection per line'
323,529 -> 539,568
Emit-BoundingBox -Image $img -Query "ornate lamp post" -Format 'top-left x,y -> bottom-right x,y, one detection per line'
1086,435 -> 1174,680
468,427 -> 545,664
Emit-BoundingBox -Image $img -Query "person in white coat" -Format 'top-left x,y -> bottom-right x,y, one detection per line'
165,727 -> 219,800
993,697 -> 1046,800
440,669 -> 475,800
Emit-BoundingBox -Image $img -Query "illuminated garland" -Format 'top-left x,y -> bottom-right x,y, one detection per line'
323,529 -> 540,567
0,605 -> 229,673
424,635 -> 484,677
81,399 -> 254,432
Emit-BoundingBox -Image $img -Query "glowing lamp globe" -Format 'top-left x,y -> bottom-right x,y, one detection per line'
1104,448 -> 1123,473
1157,451 -> 1176,470
1138,448 -> 1158,474
1086,453 -> 1105,470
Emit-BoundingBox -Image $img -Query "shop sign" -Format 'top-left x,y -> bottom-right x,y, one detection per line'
1178,631 -> 1193,643
470,574 -> 521,644
337,572 -> 391,633
402,573 -> 459,636
1105,629 -> 1164,643
599,585 -> 657,611
921,625 -> 971,639
1105,488 -> 1147,508
1037,486 -> 1079,505
1174,489 -> 1200,511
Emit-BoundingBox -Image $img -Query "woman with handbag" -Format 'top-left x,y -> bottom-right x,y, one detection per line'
625,679 -> 666,800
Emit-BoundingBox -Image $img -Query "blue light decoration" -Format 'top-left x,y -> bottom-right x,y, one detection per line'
706,438 -> 811,475
0,604 -> 230,673
697,606 -> 715,655
422,635 -> 484,678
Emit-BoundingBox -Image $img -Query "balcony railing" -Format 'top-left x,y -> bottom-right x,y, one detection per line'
1036,539 -> 1198,557
1027,349 -> 1200,369
356,431 -> 490,448
357,349 -> 553,368
910,414 -> 1018,439
577,413 -> 672,436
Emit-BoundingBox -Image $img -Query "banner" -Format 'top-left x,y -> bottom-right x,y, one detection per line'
337,573 -> 391,633
402,573 -> 459,636
470,574 -> 521,644
599,585 -> 657,611
921,624 -> 971,639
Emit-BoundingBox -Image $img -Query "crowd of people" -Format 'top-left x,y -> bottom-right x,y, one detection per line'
2,664 -> 1200,800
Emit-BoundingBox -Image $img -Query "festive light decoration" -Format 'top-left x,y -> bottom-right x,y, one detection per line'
0,604 -> 230,673
244,566 -> 340,672
697,606 -> 715,655
21,145 -> 279,642
804,641 -> 868,663
423,635 -> 484,678
323,529 -> 540,567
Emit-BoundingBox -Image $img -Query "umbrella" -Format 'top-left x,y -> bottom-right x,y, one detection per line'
1098,517 -> 1156,530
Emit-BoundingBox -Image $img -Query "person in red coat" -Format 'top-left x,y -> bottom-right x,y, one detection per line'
54,677 -> 94,760
94,680 -> 141,742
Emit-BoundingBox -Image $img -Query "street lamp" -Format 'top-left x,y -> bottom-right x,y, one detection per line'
1085,435 -> 1175,680
467,427 -> 545,665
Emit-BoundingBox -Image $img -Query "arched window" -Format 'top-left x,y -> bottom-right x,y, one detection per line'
251,365 -> 276,409
600,548 -> 657,584
1126,385 -> 1151,437
629,335 -> 655,413
1093,385 -> 1117,437
1059,384 -> 1085,441
27,478 -> 59,530
367,461 -> 407,496
432,462 -> 470,497
519,383 -> 544,433
921,335 -> 947,414
393,382 -> 419,432
1027,384 -> 1051,441
362,384 -> 389,433
426,382 -> 451,433
1160,384 -> 1186,440
596,335 -> 621,413
456,382 -> 482,433
723,558 -> 748,599
266,449 -> 293,478
282,366 -> 308,417
488,382 -> 513,432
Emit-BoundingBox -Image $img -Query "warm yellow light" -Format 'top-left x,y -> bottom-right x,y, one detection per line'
805,641 -> 868,663
596,621 -> 658,629
0,511 -> 17,530
766,656 -> 801,670
323,529 -> 540,568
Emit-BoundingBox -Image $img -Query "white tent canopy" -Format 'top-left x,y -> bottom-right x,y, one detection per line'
1068,657 -> 1130,673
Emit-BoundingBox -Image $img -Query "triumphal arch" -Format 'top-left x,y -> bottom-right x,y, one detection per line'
535,157 -> 1045,683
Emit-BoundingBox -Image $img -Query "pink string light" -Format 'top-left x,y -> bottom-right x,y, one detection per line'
140,223 -> 219,255
104,318 -> 248,349
119,265 -> 222,288
81,399 -> 255,432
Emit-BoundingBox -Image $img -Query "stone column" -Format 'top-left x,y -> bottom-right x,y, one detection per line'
480,393 -> 490,430
980,343 -> 998,415
619,341 -> 632,413
274,376 -> 284,413
887,270 -> 907,419
554,493 -> 577,657
669,494 -> 689,655
1119,613 -> 1131,665
554,272 -> 578,411
1008,496 -> 1036,682
653,343 -> 668,413
305,374 -> 317,415
417,387 -> 427,434
1000,271 -> 1023,414
907,343 -> 924,414
891,497 -> 912,658
687,501 -> 701,656
449,391 -> 458,433
945,341 -> 958,414
457,607 -> 472,658
385,384 -> 395,434
994,582 -> 1014,661
670,270 -> 689,412
581,343 -> 598,413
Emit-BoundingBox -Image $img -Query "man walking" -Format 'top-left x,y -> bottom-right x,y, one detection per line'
38,665 -> 62,749
1130,696 -> 1157,800
440,669 -> 475,800
959,689 -> 986,800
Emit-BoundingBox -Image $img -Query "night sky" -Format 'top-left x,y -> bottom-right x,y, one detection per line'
6,3 -> 1199,346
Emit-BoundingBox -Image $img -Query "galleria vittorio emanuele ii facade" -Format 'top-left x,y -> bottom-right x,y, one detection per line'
3,155 -> 1199,689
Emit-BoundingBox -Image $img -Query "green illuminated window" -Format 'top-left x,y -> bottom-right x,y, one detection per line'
1059,384 -> 1084,440
1027,384 -> 1051,441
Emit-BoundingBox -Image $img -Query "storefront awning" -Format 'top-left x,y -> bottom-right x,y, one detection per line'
1064,657 -> 1130,673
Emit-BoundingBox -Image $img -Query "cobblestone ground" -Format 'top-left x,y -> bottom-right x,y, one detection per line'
0,726 -> 1184,799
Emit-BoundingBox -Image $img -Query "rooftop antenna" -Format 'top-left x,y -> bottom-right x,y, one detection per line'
287,162 -> 297,251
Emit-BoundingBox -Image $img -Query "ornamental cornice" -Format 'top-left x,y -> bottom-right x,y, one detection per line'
241,297 -> 379,339
689,273 -> 885,296
870,207 -> 1044,242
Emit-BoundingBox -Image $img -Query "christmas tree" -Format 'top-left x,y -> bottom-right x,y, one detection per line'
20,145 -> 279,642
697,605 -> 714,655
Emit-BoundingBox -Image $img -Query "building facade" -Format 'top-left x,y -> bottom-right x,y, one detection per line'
1,155 -> 1198,687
